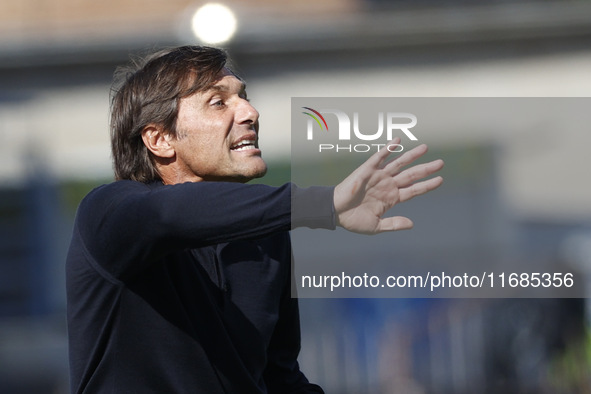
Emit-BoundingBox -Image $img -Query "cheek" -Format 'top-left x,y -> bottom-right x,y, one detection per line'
195,117 -> 232,145
174,116 -> 233,163
183,134 -> 228,168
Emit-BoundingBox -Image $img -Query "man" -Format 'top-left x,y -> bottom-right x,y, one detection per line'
66,45 -> 443,393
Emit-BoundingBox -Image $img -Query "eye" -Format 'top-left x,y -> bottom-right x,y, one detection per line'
211,99 -> 226,108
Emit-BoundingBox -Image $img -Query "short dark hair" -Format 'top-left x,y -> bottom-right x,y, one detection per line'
110,46 -> 229,182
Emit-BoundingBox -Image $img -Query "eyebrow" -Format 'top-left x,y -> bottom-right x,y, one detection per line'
208,81 -> 246,93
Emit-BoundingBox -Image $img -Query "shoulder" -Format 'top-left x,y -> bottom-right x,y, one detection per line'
85,180 -> 151,198
83,180 -> 150,203
76,180 -> 150,218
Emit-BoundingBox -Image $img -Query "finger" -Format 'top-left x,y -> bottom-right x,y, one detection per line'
376,216 -> 414,232
398,176 -> 443,203
394,159 -> 444,188
366,137 -> 401,168
384,144 -> 429,176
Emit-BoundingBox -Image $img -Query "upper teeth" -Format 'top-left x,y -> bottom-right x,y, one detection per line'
232,140 -> 255,151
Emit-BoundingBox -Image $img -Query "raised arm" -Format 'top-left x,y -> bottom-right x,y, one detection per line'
75,181 -> 335,279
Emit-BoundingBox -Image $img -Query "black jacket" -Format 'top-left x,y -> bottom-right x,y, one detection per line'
66,180 -> 334,393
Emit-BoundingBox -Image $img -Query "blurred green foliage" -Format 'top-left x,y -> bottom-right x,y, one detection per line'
548,327 -> 591,392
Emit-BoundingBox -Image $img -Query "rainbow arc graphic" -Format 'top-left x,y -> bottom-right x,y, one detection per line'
302,107 -> 329,131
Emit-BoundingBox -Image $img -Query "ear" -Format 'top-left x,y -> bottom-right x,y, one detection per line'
141,125 -> 175,159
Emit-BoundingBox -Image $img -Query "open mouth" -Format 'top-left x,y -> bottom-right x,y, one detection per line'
230,139 -> 257,152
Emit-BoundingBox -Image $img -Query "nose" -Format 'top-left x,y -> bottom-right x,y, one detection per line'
237,98 -> 259,128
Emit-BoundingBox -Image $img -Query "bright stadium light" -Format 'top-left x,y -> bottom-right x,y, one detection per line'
191,3 -> 237,45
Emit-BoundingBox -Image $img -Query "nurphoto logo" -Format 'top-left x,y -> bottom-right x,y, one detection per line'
301,107 -> 418,153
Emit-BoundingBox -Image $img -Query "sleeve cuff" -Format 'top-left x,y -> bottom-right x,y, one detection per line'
290,184 -> 336,230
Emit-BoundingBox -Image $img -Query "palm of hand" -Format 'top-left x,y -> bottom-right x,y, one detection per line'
334,140 -> 444,234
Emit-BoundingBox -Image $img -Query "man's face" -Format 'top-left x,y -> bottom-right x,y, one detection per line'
170,68 -> 267,183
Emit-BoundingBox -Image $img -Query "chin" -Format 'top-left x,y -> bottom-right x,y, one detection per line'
246,164 -> 268,181
252,167 -> 267,180
230,162 -> 267,183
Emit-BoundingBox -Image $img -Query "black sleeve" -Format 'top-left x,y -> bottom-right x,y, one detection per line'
291,185 -> 335,230
75,180 -> 335,279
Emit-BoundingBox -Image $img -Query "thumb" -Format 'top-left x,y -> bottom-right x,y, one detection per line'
376,216 -> 414,232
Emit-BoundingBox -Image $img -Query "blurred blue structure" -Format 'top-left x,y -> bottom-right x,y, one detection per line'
0,163 -> 69,393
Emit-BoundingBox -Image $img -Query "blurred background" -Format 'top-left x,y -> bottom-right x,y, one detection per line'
1,0 -> 591,392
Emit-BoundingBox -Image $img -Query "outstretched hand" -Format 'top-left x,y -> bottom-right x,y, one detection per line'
334,138 -> 444,234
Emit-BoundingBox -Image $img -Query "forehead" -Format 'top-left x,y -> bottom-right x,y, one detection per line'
207,68 -> 245,92
180,70 -> 246,108
180,68 -> 245,104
